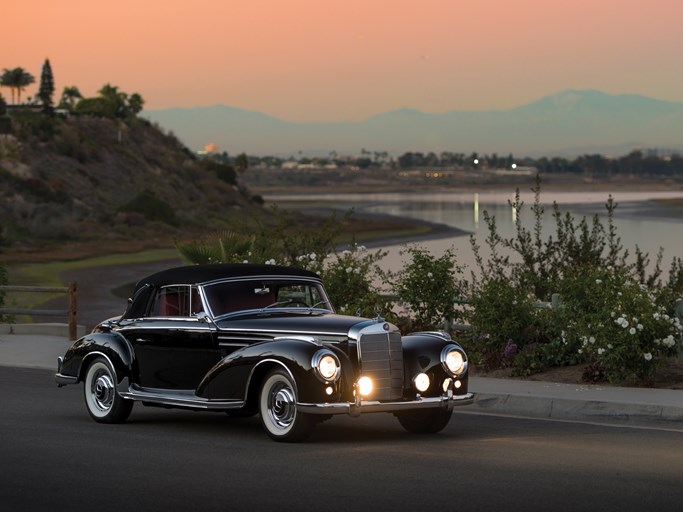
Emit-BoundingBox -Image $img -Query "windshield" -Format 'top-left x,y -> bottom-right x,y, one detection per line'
202,278 -> 333,317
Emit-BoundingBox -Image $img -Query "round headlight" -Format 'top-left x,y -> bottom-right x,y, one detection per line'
312,350 -> 340,382
357,376 -> 373,397
413,373 -> 430,393
441,346 -> 466,376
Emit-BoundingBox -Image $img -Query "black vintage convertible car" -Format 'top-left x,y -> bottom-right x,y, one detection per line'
56,264 -> 473,441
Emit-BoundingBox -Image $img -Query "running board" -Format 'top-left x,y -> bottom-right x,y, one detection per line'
119,386 -> 244,411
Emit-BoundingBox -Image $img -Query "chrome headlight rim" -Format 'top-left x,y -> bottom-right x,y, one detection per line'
312,349 -> 341,383
440,345 -> 468,377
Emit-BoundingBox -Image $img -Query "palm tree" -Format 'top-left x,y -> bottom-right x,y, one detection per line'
127,93 -> 144,115
0,69 -> 16,104
0,67 -> 35,104
58,86 -> 82,109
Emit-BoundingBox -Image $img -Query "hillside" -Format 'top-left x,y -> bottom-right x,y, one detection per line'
0,112 -> 265,259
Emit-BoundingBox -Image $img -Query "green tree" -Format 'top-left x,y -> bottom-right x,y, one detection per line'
98,83 -> 127,118
1,67 -> 35,104
235,153 -> 249,174
58,86 -> 82,110
75,84 -> 144,119
38,58 -> 55,113
127,92 -> 144,115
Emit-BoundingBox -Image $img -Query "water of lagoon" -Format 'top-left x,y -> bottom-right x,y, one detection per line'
268,189 -> 683,279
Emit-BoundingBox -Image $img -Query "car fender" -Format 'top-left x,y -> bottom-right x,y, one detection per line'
197,338 -> 354,404
402,332 -> 469,395
58,332 -> 135,389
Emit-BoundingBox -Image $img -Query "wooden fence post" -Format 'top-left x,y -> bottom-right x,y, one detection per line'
68,282 -> 77,341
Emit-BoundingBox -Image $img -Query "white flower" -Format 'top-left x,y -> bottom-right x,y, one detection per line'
595,279 -> 602,284
427,272 -> 433,278
617,292 -> 622,296
607,344 -> 613,349
589,337 -> 596,344
597,348 -> 605,355
637,324 -> 643,331
653,313 -> 660,320
265,259 -> 276,265
346,267 -> 353,273
629,327 -> 636,335
578,349 -> 583,354
342,250 -> 351,256
610,311 -> 616,318
644,352 -> 653,361
309,253 -> 317,260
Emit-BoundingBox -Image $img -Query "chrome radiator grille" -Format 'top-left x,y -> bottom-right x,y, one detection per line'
357,329 -> 403,400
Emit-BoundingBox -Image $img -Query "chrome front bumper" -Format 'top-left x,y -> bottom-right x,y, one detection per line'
298,392 -> 474,417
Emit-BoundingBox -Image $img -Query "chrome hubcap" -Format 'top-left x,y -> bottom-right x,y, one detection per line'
91,372 -> 114,411
268,384 -> 296,429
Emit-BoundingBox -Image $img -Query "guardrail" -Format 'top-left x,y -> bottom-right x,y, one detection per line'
0,283 -> 78,340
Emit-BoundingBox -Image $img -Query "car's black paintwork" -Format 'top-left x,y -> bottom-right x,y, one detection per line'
56,263 -> 472,436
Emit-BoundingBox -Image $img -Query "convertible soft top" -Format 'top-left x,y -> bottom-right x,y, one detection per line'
134,263 -> 321,292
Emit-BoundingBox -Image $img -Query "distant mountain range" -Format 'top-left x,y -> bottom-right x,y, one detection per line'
142,90 -> 683,157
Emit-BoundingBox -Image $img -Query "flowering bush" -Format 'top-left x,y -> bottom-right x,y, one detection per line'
558,265 -> 681,383
392,245 -> 464,331
318,245 -> 393,318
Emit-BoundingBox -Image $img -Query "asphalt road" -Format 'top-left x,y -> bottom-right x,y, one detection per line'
1,367 -> 682,512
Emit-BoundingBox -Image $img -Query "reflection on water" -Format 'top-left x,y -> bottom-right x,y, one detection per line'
268,190 -> 683,276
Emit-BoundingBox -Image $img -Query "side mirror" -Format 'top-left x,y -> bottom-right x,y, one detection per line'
196,311 -> 211,323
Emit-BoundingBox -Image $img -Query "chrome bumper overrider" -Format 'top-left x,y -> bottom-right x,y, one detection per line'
297,392 -> 474,417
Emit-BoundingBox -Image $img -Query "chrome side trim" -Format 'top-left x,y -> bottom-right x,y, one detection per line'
272,335 -> 320,345
119,386 -> 244,410
297,392 -> 475,416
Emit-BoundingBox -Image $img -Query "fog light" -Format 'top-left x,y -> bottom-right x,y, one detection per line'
414,373 -> 430,393
357,376 -> 373,397
442,378 -> 452,392
454,380 -> 462,389
325,386 -> 333,396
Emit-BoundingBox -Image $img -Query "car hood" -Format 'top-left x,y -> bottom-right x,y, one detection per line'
213,312 -> 378,338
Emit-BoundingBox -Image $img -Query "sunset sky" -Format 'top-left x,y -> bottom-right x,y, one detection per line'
3,0 -> 681,122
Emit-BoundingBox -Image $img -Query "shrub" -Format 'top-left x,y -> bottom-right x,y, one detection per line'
392,245 -> 464,331
558,265 -> 680,384
119,190 -> 178,226
465,276 -> 540,370
0,259 -> 6,319
317,244 -> 391,319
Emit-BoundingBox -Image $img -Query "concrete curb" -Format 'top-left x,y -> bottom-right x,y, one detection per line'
463,392 -> 683,431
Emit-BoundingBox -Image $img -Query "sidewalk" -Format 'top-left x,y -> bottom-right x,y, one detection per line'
1,329 -> 681,431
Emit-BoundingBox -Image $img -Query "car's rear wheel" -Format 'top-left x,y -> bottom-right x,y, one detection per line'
258,368 -> 313,442
83,357 -> 133,423
395,408 -> 452,434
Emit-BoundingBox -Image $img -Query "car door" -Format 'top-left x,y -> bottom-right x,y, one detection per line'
124,285 -> 222,390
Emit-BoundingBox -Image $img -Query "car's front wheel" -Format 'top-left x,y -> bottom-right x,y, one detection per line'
394,408 -> 452,434
258,368 -> 314,442
83,357 -> 133,423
